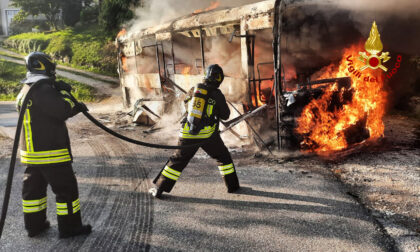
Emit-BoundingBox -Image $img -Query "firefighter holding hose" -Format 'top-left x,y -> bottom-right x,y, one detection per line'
150,64 -> 240,198
16,52 -> 91,238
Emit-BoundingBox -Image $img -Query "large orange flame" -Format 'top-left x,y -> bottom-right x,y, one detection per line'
253,66 -> 296,107
296,43 -> 387,153
181,66 -> 192,75
193,1 -> 220,14
117,28 -> 127,38
121,55 -> 129,72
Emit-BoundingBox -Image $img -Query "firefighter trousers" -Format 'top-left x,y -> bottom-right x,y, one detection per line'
22,163 -> 83,234
155,133 -> 240,193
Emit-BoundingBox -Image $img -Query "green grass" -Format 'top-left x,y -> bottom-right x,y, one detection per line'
0,50 -> 118,86
0,50 -> 23,60
0,59 -> 26,100
0,59 -> 96,102
3,25 -> 118,77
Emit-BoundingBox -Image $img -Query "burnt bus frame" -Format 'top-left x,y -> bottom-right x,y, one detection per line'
273,0 -> 285,150
119,1 -> 286,149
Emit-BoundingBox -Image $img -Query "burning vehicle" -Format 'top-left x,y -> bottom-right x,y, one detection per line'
115,0 -> 417,154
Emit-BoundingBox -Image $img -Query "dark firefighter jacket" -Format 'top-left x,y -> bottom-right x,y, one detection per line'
16,79 -> 78,166
180,85 -> 230,139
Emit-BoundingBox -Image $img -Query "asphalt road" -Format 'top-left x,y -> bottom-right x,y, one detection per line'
0,102 -> 17,127
0,113 -> 395,251
0,102 -> 17,139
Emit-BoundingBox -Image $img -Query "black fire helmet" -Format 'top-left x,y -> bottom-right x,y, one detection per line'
25,52 -> 56,76
204,64 -> 224,88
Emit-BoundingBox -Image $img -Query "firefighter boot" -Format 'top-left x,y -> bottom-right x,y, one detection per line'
154,171 -> 178,194
150,173 -> 176,199
23,203 -> 50,237
59,224 -> 92,239
27,220 -> 50,237
149,187 -> 164,199
223,172 -> 240,193
218,163 -> 240,193
58,211 -> 92,239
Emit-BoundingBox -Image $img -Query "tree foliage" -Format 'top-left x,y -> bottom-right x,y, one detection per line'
11,0 -> 96,29
99,0 -> 140,33
11,9 -> 29,23
12,0 -> 61,30
12,0 -> 140,33
62,0 -> 83,27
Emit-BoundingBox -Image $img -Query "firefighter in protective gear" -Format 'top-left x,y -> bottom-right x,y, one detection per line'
16,52 -> 91,238
150,64 -> 240,198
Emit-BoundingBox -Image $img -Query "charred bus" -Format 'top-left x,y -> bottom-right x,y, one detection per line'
116,0 -> 278,146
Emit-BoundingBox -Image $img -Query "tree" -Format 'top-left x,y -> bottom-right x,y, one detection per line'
12,0 -> 62,30
62,0 -> 83,27
99,0 -> 140,33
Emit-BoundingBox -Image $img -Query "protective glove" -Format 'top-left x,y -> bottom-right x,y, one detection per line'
55,80 -> 72,92
73,102 -> 89,115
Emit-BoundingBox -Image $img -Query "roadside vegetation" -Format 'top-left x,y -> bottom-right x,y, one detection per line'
2,0 -> 141,77
0,59 -> 96,102
3,26 -> 118,77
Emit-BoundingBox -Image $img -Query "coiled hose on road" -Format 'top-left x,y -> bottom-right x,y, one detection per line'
0,81 -> 217,240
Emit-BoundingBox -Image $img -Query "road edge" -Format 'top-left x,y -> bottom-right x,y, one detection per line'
0,126 -> 15,139
329,168 -> 420,252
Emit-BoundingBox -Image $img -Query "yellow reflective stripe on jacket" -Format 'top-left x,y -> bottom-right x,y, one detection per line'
162,166 -> 181,181
60,90 -> 71,97
56,199 -> 80,215
60,91 -> 75,108
218,163 -> 235,175
22,197 -> 47,213
20,148 -> 71,165
64,98 -> 75,109
206,104 -> 214,117
179,123 -> 217,139
23,109 -> 34,152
